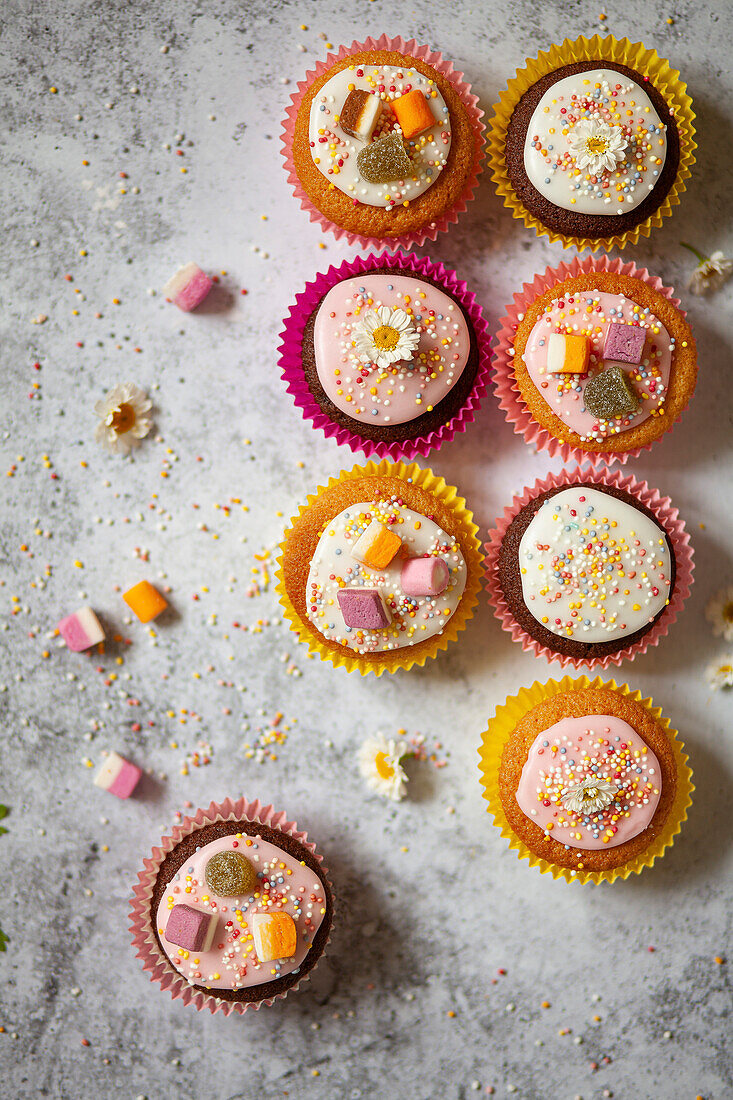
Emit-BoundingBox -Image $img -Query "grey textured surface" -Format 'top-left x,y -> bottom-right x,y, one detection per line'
1,2 -> 732,1098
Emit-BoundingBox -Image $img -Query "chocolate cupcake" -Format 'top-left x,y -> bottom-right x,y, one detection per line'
131,798 -> 334,1013
280,252 -> 491,459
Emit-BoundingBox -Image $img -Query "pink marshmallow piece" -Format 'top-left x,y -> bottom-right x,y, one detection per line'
400,557 -> 449,597
93,751 -> 142,799
58,606 -> 105,652
163,262 -> 213,312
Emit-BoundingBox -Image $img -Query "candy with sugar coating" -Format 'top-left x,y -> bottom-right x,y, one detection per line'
252,912 -> 297,962
351,520 -> 402,569
547,333 -> 590,374
337,587 -> 392,629
163,262 -> 212,312
603,322 -> 647,364
123,580 -> 168,623
400,556 -> 449,597
391,89 -> 436,141
164,904 -> 217,952
357,133 -> 412,184
58,606 -> 105,651
205,850 -> 257,896
93,750 -> 142,799
340,89 -> 381,142
584,365 -> 640,420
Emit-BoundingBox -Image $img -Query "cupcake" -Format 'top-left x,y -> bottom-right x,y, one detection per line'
130,797 -> 334,1014
283,35 -> 484,247
495,256 -> 697,462
478,676 -> 693,884
279,251 -> 492,459
487,469 -> 694,668
276,460 -> 483,674
488,35 -> 695,250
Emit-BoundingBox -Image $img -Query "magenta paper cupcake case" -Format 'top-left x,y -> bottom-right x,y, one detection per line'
484,467 -> 694,671
493,254 -> 689,469
280,34 -> 485,250
278,250 -> 493,461
129,796 -> 333,1016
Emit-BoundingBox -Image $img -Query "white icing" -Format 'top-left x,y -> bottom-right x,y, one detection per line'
308,63 -> 451,208
518,487 -> 672,644
306,498 -> 466,654
522,69 -> 667,215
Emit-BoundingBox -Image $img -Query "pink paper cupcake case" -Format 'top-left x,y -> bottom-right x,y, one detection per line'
493,254 -> 688,468
281,35 -> 485,250
129,796 -> 333,1016
278,250 -> 492,460
485,467 -> 694,670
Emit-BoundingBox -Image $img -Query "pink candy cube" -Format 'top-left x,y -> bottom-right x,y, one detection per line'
164,904 -> 217,952
603,322 -> 647,364
400,557 -> 449,597
58,606 -> 105,652
337,587 -> 392,629
163,262 -> 213,312
93,751 -> 142,799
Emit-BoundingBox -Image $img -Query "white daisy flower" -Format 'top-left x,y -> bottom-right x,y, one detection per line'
352,306 -> 420,370
94,382 -> 153,455
569,119 -> 628,175
358,733 -> 409,801
682,243 -> 733,295
561,775 -> 619,816
705,655 -> 733,690
705,585 -> 733,642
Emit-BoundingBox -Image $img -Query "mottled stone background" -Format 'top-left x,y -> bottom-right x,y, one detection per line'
1,1 -> 731,1098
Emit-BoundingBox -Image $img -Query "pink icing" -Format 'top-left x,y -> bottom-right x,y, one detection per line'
313,274 -> 470,426
515,715 -> 662,850
155,832 -> 327,990
521,289 -> 674,445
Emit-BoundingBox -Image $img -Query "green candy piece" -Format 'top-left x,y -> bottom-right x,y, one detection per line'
357,133 -> 412,184
583,365 -> 640,421
205,850 -> 257,896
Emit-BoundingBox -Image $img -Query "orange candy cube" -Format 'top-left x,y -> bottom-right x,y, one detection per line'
252,912 -> 297,962
123,580 -> 168,623
351,520 -> 402,570
390,89 -> 436,141
547,333 -> 590,375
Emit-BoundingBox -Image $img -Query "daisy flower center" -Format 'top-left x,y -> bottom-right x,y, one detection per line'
371,324 -> 401,352
109,402 -> 136,435
374,751 -> 396,780
585,136 -> 609,156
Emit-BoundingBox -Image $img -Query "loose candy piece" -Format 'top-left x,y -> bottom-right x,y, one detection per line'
337,587 -> 392,629
357,133 -> 412,184
340,89 -> 381,142
400,556 -> 449,597
584,365 -> 640,420
603,322 -> 647,364
252,912 -> 297,962
163,262 -> 213,312
205,850 -> 257,896
93,751 -> 142,799
58,606 -> 105,652
351,520 -> 402,569
123,580 -> 168,623
391,89 -> 436,141
165,904 -> 217,952
547,333 -> 590,374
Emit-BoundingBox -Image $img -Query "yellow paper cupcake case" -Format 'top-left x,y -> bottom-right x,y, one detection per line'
275,459 -> 483,675
478,675 -> 694,885
487,34 -> 696,251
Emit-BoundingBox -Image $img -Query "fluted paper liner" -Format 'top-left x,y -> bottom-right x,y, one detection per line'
485,467 -> 694,669
278,251 -> 492,460
494,254 -> 694,468
130,797 -> 334,1015
281,35 -> 485,250
487,34 -> 696,251
276,460 -> 483,675
478,675 -> 694,885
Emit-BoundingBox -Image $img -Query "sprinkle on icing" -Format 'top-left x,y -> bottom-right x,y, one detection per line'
518,487 -> 672,644
522,69 -> 667,215
306,497 -> 466,654
308,63 -> 451,208
515,714 -> 662,849
314,274 -> 471,426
